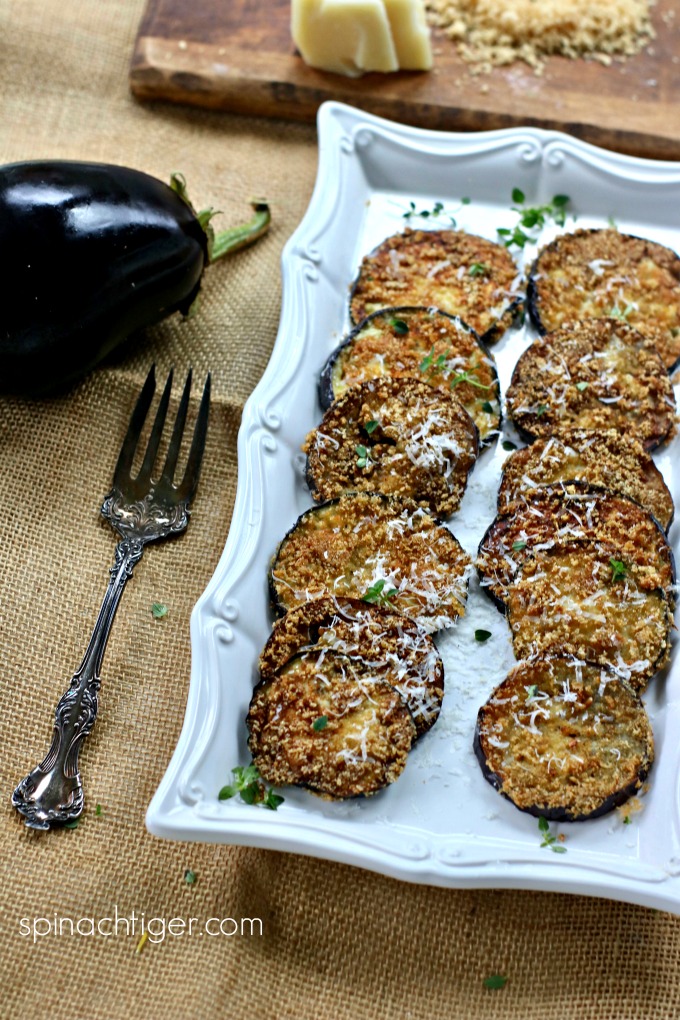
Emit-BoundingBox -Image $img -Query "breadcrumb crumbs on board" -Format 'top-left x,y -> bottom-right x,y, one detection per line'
425,0 -> 656,73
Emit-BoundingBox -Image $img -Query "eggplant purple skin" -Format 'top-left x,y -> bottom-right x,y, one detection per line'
477,481 -> 676,615
473,671 -> 652,823
0,161 -> 208,396
318,305 -> 499,413
526,228 -> 680,376
268,492 -> 466,619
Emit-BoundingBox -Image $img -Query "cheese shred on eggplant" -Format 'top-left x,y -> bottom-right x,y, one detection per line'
319,306 -> 501,444
507,546 -> 671,690
259,596 -> 445,736
528,228 -> 680,372
248,651 -> 416,799
505,318 -> 675,449
350,229 -> 523,344
474,658 -> 654,821
305,376 -> 479,516
498,429 -> 674,532
477,485 -> 675,610
270,492 -> 473,633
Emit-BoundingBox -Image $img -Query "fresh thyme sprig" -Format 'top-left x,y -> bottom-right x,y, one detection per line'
449,370 -> 490,391
538,816 -> 567,853
218,764 -> 284,810
362,579 -> 399,605
497,188 -> 570,249
403,196 -> 470,227
419,346 -> 448,373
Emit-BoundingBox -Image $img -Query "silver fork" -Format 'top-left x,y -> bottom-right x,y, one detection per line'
12,366 -> 210,830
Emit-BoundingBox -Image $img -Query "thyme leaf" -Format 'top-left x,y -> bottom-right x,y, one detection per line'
402,197 -> 469,226
499,190 -> 572,248
610,558 -> 627,582
389,317 -> 409,335
538,816 -> 567,853
362,579 -> 399,605
218,764 -> 284,810
483,975 -> 508,991
450,370 -> 490,391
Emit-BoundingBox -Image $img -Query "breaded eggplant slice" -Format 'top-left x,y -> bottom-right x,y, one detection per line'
259,596 -> 444,736
477,485 -> 675,611
248,651 -> 416,799
505,318 -> 675,450
474,658 -> 654,821
349,229 -> 523,344
498,429 -> 674,532
507,546 -> 671,691
528,227 -> 680,372
319,306 -> 501,444
269,492 -> 473,634
304,377 -> 479,517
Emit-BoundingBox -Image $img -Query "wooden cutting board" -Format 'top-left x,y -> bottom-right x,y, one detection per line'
130,0 -> 680,160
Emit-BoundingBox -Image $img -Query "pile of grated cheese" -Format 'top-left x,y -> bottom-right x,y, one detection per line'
425,0 -> 656,73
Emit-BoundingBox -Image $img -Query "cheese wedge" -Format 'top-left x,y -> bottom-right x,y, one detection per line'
291,0 -> 432,76
292,0 -> 399,77
383,0 -> 433,70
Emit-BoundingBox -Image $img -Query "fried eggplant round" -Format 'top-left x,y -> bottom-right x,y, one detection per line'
505,318 -> 675,450
507,546 -> 671,691
269,492 -> 473,633
474,657 -> 654,821
248,651 -> 416,799
304,376 -> 479,517
498,429 -> 674,532
349,229 -> 523,344
477,485 -> 675,611
259,596 -> 444,736
319,306 -> 501,444
527,227 -> 680,372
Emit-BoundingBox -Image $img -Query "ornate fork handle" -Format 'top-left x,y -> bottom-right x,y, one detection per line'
12,487 -> 190,830
12,535 -> 144,830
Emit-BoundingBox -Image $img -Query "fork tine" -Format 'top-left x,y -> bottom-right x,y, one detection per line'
112,365 -> 156,488
137,368 -> 174,483
178,374 -> 211,501
159,368 -> 192,487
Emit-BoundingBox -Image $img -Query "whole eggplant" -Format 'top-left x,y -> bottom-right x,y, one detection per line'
0,162 -> 270,395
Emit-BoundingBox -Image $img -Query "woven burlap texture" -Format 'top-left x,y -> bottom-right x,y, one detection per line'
2,3 -> 680,1018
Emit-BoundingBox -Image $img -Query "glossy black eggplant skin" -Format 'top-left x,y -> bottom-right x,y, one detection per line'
0,161 -> 208,395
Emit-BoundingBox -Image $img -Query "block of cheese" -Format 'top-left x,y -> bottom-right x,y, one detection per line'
291,0 -> 432,77
292,0 -> 399,77
383,0 -> 433,70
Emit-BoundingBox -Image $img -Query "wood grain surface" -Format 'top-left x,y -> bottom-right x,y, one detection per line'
130,0 -> 680,160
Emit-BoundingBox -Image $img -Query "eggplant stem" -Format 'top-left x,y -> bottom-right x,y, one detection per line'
209,200 -> 271,262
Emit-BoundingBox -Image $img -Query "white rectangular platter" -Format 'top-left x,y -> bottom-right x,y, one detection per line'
147,101 -> 680,913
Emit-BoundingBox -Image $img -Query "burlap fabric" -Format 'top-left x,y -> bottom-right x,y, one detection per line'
2,3 -> 680,1018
